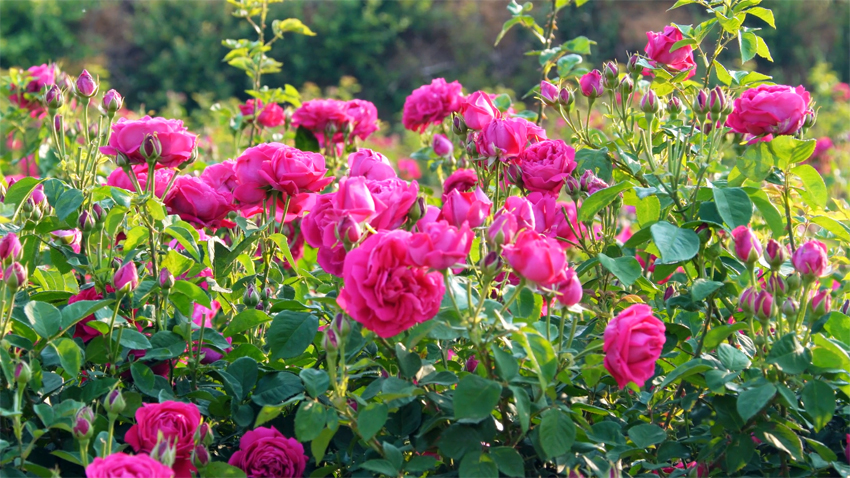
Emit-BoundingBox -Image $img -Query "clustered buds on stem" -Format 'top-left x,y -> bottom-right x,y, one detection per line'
739,287 -> 757,316
452,115 -> 468,136
626,54 -> 641,77
540,80 -> 559,106
618,77 -> 634,97
243,284 -> 260,307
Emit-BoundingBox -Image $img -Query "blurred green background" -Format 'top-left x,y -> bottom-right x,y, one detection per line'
2,0 -> 848,127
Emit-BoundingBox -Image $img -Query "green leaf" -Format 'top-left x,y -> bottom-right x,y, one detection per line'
801,381 -> 835,432
578,181 -> 632,222
203,462 -> 247,478
656,360 -> 712,390
739,31 -> 758,62
164,225 -> 200,262
223,309 -> 272,337
737,383 -> 776,422
251,372 -> 304,406
628,423 -> 667,448
118,328 -> 152,349
272,18 -> 316,36
171,280 -> 211,309
717,343 -> 751,371
515,330 -> 557,388
24,301 -> 61,339
358,403 -> 388,441
295,401 -> 326,442
704,323 -> 749,349
691,279 -> 724,301
55,189 -> 84,223
755,35 -> 772,61
454,375 -> 501,422
768,136 -> 817,170
395,343 -> 422,378
597,253 -> 641,287
490,447 -> 525,478
726,433 -> 755,472
747,7 -> 775,27
739,145 -> 773,181
50,338 -> 82,377
713,187 -> 753,228
755,421 -> 804,461
294,126 -> 320,153
509,386 -> 531,433
556,54 -> 583,77
459,450 -> 498,478
61,299 -> 113,331
746,189 -> 785,238
360,459 -> 398,477
811,216 -> 850,243
538,409 -> 576,457
650,221 -> 700,264
265,311 -> 319,361
491,345 -> 518,381
4,176 -> 42,210
299,369 -> 329,398
563,35 -> 595,55
791,164 -> 827,209
130,362 -> 156,394
227,357 -> 258,396
766,333 -> 811,374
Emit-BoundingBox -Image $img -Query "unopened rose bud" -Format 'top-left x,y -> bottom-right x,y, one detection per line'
579,70 -> 603,99
811,290 -> 832,316
408,196 -> 426,223
618,77 -> 634,97
602,61 -> 618,82
115,152 -> 130,169
198,422 -> 213,446
695,223 -> 712,245
141,133 -> 162,161
465,355 -> 479,373
640,90 -> 659,115
506,163 -> 522,188
579,169 -> 596,191
192,445 -> 210,468
45,85 -> 64,110
104,389 -> 126,416
730,226 -> 762,264
587,177 -> 609,196
839,299 -> 849,315
332,313 -> 351,338
663,286 -> 675,302
260,287 -> 272,302
75,69 -> 98,98
322,328 -> 339,352
92,203 -> 106,223
452,115 -> 468,136
73,408 -> 94,440
337,215 -> 362,247
626,54 -> 641,76
78,211 -> 95,232
564,175 -> 581,199
693,90 -> 709,116
755,291 -> 775,321
480,251 -> 502,277
159,268 -> 175,289
433,134 -> 454,157
558,88 -> 574,110
0,233 -> 22,265
113,261 -> 139,294
487,214 -> 516,247
102,89 -> 123,117
709,86 -> 726,115
667,97 -> 683,117
14,361 -> 31,385
540,80 -> 559,105
786,274 -> 801,292
5,262 -> 27,291
764,239 -> 788,270
243,285 -> 260,307
781,298 -> 799,317
739,287 -> 757,316
765,274 -> 786,296
803,110 -> 816,129
151,434 -> 177,467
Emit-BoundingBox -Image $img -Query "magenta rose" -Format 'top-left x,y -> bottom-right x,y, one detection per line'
165,175 -> 233,229
433,133 -> 454,157
70,286 -> 120,343
240,100 -> 285,128
440,187 -> 492,229
261,144 -> 332,196
338,230 -> 445,337
402,78 -> 464,132
462,90 -> 501,131
579,70 -> 604,98
228,426 -> 308,478
9,64 -> 55,115
442,168 -> 478,199
397,159 -> 422,180
107,165 -> 174,198
408,220 -> 474,270
554,267 -> 582,307
347,149 -> 397,180
490,195 -> 536,245
100,116 -> 198,168
519,139 -> 577,195
303,193 -> 341,250
476,117 -> 530,159
603,303 -> 666,389
791,240 -> 828,280
730,226 -> 762,264
192,301 -> 231,363
233,142 -> 285,205
501,195 -> 536,231
346,99 -> 380,140
200,160 -> 238,198
125,401 -> 201,477
726,85 -> 812,136
644,26 -> 697,78
291,98 -> 351,143
502,229 -> 567,286
531,192 -> 582,249
86,453 -> 174,478
367,178 -> 419,230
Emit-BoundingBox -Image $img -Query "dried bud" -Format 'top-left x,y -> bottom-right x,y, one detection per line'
0,233 -> 22,265
159,268 -> 175,289
14,361 -> 31,385
105,389 -> 126,416
626,54 -> 641,76
75,69 -> 98,98
5,262 -> 27,291
452,115 -> 468,136
102,89 -> 123,116
243,285 -> 260,307
739,287 -> 757,316
640,90 -> 660,115
781,298 -> 799,317
141,133 -> 162,162
764,239 -> 788,270
45,85 -> 64,110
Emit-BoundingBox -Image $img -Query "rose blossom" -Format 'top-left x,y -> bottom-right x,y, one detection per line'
644,26 -> 697,78
70,286 -> 118,343
402,78 -> 464,132
291,98 -> 351,140
476,117 -> 530,159
603,303 -> 666,389
367,178 -> 419,230
408,220 -> 474,270
531,192 -> 581,249
240,99 -> 285,128
518,139 -> 577,195
433,134 -> 454,157
726,85 -> 812,137
85,452 -> 174,478
200,160 -> 238,198
397,158 -> 422,180
791,240 -> 828,280
345,99 -> 380,140
107,165 -> 174,198
440,187 -> 492,228
338,230 -> 445,338
228,426 -> 308,478
462,90 -> 501,131
165,175 -> 233,229
347,149 -> 397,180
100,116 -> 198,168
442,168 -> 478,199
125,401 -> 202,478
9,64 -> 55,115
192,301 -> 231,363
50,229 -> 82,254
233,142 -> 330,207
502,230 -> 568,286
554,267 -> 583,307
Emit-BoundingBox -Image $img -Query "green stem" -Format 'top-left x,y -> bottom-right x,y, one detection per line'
106,297 -> 122,372
499,280 -> 526,314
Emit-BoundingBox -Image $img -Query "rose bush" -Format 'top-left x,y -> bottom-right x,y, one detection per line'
1,0 -> 849,477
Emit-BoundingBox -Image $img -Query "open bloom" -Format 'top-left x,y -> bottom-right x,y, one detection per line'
100,116 -> 197,168
462,90 -> 500,131
502,230 -> 567,286
519,139 -> 577,195
476,117 -> 531,159
408,220 -> 473,270
9,63 -> 55,115
240,99 -> 285,128
85,453 -> 174,478
603,304 -> 666,389
228,426 -> 308,478
726,85 -> 812,137
348,149 -> 397,180
233,142 -> 330,208
644,26 -> 697,78
402,78 -> 464,132
165,175 -> 233,229
107,165 -> 174,198
440,187 -> 492,229
442,168 -> 478,199
125,401 -> 202,478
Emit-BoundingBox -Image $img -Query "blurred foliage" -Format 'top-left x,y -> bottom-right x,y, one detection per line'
1,0 -> 847,127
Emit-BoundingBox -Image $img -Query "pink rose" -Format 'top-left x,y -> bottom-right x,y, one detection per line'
165,175 -> 233,229
603,303 -> 666,389
440,187 -> 492,228
644,26 -> 697,78
348,149 -> 397,180
303,193 -> 341,250
519,139 -> 577,195
228,426 -> 308,478
125,401 -> 201,478
346,99 -> 379,140
415,205 -> 442,231
86,453 -> 174,478
730,226 -> 762,264
408,220 -> 473,270
402,78 -> 464,133
9,64 -> 55,115
791,240 -> 828,280
476,117 -> 530,159
726,85 -> 812,136
71,286 -> 111,343
461,90 -> 501,131
233,142 -> 330,207
192,301 -> 231,363
240,99 -> 285,128
200,160 -> 238,198
113,261 -> 139,293
554,267 -> 582,306
337,176 -> 377,222
579,70 -> 604,98
502,230 -> 567,286
442,168 -> 478,200
367,178 -> 419,230
397,158 -> 422,180
540,80 -> 559,104
50,229 -> 82,254
338,230 -> 445,337
433,134 -> 454,157
100,116 -> 198,168
0,233 -> 22,263
487,213 -> 517,247
291,98 -> 351,143
531,193 -> 582,249
501,195 -> 536,231
107,165 -> 174,198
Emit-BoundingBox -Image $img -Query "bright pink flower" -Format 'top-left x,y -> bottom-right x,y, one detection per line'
367,178 -> 419,230
345,99 -> 379,140
192,301 -> 230,363
9,64 -> 55,115
644,26 -> 697,78
440,187 -> 492,228
50,229 -> 82,253
402,78 -> 464,132
461,90 -> 501,131
811,289 -> 832,316
338,230 -> 445,338
125,401 -> 201,478
442,168 -> 478,199
531,193 -> 581,249
603,304 -> 666,389
433,134 -> 454,157
397,158 -> 421,180
519,139 -> 577,195
336,176 -> 376,222
726,85 -> 812,137
502,230 -> 567,286
540,80 -> 559,104
487,213 -> 517,247
200,160 -> 238,198
100,116 -> 198,168
291,98 -> 351,143
579,70 -> 604,98
554,267 -> 582,306
240,99 -> 285,128
730,226 -> 762,263
233,142 -> 330,208
113,261 -> 139,293
347,149 -> 397,180
791,240 -> 828,280
228,426 -> 308,478
408,220 -> 473,270
107,165 -> 174,198
85,452 -> 174,478
476,117 -> 530,159
71,286 -> 114,343
165,175 -> 233,229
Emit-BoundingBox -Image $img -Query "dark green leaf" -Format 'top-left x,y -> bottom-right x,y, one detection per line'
766,333 -> 811,374
454,375 -> 501,422
299,368 -> 329,398
578,181 -> 632,222
539,409 -> 576,457
295,400 -> 326,441
597,253 -> 642,287
358,403 -> 388,441
650,221 -> 700,264
717,343 -> 751,371
266,311 -> 319,361
628,423 -> 666,448
801,381 -> 835,432
459,450 -> 498,478
713,188 -> 753,229
25,301 -> 62,339
50,338 -> 82,377
737,383 -> 776,422
223,309 -> 272,337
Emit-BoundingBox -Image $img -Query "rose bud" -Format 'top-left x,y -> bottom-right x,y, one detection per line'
159,268 -> 175,289
73,408 -> 94,440
554,267 -> 583,307
198,421 -> 213,446
739,287 -> 757,316
564,175 -> 581,199
14,361 -> 31,385
102,89 -> 123,117
113,261 -> 139,294
764,239 -> 788,270
667,97 -> 683,117
810,289 -> 832,316
5,262 -> 27,291
709,86 -> 727,115
786,273 -> 802,292
664,286 -> 675,302
480,251 -> 503,277
433,133 -> 454,157
92,203 -> 106,223
45,85 -> 64,110
104,389 -> 126,416
781,298 -> 799,317
579,169 -> 597,191
408,196 -> 427,223
243,285 -> 260,307
465,137 -> 478,157
540,80 -> 560,105
150,434 -> 177,467
640,90 -> 660,115
791,240 -> 828,281
626,54 -> 641,76
586,177 -> 609,195
558,87 -> 575,109
452,114 -> 469,135
322,328 -> 339,352
465,355 -> 479,373
803,110 -> 816,129
79,211 -> 95,232
693,90 -> 709,117
765,274 -> 786,296
695,223 -> 712,245
506,163 -> 523,188
487,213 -> 517,248
579,70 -> 604,99
602,61 -> 618,82
193,444 -> 211,468
332,313 -> 351,338
75,69 -> 98,98
755,291 -> 775,321
140,133 -> 162,161
730,226 -> 762,264
0,233 -> 22,264
336,215 -> 362,247
618,76 -> 634,97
